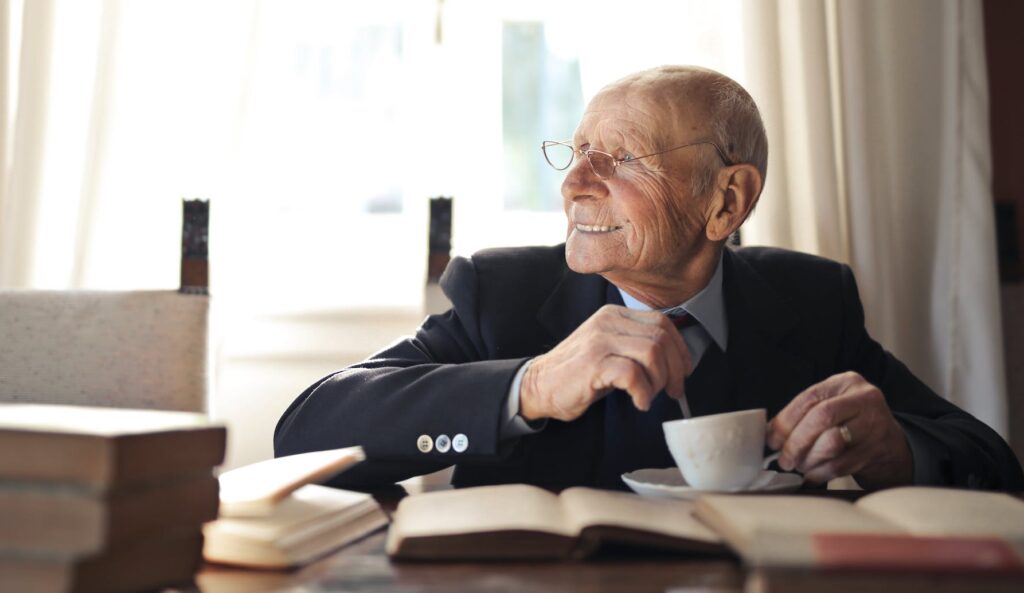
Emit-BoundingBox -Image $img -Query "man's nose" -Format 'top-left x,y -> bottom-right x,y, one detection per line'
561,157 -> 607,201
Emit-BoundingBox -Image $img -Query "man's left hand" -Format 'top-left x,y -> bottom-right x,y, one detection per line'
766,371 -> 913,488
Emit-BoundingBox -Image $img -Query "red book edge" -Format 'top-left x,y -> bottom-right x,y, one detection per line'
812,533 -> 1024,573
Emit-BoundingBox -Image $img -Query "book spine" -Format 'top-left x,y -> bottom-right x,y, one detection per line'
112,428 -> 226,487
750,531 -> 1024,573
810,533 -> 1024,573
0,432 -> 112,487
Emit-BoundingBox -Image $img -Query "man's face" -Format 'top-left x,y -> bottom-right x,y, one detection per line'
562,84 -> 712,286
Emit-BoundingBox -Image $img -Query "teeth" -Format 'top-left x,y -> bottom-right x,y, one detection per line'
576,223 -> 619,233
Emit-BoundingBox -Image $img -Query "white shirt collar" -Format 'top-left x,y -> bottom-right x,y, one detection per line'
616,255 -> 729,351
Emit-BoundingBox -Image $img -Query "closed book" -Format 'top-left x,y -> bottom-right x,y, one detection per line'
0,532 -> 204,593
386,484 -> 724,560
0,403 -> 226,491
204,484 -> 388,568
0,472 -> 219,557
217,446 -> 365,517
694,487 -> 1024,573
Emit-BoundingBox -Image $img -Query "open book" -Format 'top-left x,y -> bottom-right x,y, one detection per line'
387,483 -> 724,560
217,446 -> 366,517
204,484 -> 387,569
694,487 -> 1024,572
203,446 -> 387,569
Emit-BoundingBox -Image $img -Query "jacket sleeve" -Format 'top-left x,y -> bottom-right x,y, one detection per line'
273,256 -> 528,488
838,265 -> 1024,489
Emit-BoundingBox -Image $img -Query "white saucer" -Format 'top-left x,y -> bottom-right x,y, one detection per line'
621,467 -> 803,500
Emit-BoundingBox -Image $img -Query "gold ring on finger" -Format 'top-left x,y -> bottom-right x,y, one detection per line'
839,423 -> 853,446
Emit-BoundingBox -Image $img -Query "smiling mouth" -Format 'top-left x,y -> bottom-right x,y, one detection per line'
575,223 -> 623,233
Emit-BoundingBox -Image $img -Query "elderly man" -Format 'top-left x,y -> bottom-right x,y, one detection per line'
275,65 -> 1023,491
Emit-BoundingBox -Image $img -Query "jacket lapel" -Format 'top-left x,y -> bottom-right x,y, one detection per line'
722,248 -> 815,416
536,266 -> 609,347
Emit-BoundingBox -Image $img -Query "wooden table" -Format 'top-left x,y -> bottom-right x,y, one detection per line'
196,532 -> 744,593
188,489 -> 1024,593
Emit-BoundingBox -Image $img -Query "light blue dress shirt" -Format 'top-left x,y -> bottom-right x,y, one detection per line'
501,256 -> 728,439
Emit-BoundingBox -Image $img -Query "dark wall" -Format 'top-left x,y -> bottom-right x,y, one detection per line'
985,0 -> 1024,281
983,0 -> 1024,464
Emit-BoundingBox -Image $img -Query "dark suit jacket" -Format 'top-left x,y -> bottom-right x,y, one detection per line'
274,245 -> 1024,491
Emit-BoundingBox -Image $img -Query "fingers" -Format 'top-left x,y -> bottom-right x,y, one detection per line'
767,371 -> 861,450
802,445 -> 869,484
800,416 -> 878,483
524,305 -> 693,421
767,371 -> 913,487
607,331 -> 687,401
776,392 -> 862,472
798,424 -> 852,472
594,355 -> 657,411
591,307 -> 689,398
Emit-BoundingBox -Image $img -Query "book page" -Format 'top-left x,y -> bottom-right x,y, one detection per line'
206,485 -> 377,541
695,495 -> 901,551
0,403 -> 212,435
390,484 -> 574,540
218,447 -> 366,516
559,488 -> 720,543
855,487 -> 1024,542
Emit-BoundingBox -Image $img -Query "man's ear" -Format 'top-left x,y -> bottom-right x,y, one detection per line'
705,164 -> 763,242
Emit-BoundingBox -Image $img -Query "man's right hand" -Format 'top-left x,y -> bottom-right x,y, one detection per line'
519,305 -> 692,422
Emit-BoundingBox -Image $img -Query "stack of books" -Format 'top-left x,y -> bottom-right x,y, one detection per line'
202,446 -> 388,569
0,403 -> 227,593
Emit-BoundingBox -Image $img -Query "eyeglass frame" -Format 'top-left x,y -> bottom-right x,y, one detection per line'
540,139 -> 735,179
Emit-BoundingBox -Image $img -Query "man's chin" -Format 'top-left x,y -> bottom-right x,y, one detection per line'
564,249 -> 613,276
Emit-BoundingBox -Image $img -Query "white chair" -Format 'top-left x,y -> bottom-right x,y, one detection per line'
0,201 -> 210,412
0,290 -> 209,412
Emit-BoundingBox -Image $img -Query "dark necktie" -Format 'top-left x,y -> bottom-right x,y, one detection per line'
668,311 -> 698,329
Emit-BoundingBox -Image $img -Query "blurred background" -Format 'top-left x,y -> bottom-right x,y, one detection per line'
0,0 -> 1021,471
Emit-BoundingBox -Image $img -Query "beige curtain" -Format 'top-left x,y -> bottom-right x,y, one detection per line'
742,0 -> 1007,435
0,0 -> 54,287
0,0 -> 119,289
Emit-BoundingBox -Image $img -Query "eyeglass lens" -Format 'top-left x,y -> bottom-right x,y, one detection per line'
543,142 -> 575,171
585,152 -> 615,178
543,143 -> 620,178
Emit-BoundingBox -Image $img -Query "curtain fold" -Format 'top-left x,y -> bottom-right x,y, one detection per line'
0,0 -> 55,288
743,0 -> 1007,435
70,0 -> 119,287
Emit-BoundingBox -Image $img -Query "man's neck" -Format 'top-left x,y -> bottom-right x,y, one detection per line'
606,245 -> 723,309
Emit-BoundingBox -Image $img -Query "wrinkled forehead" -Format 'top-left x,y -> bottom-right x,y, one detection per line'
575,82 -> 709,151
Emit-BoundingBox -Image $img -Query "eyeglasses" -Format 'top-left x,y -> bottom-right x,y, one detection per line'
540,139 -> 734,179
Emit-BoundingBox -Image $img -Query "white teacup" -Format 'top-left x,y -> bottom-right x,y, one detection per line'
662,409 -> 780,491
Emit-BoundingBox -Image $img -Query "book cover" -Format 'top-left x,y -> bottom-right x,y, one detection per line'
0,532 -> 204,593
0,403 -> 226,491
217,446 -> 365,517
0,472 -> 219,557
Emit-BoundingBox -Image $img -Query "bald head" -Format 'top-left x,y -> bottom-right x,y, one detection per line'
601,66 -> 768,196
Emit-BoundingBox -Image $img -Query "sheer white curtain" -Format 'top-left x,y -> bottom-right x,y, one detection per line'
0,0 -> 55,287
0,0 -> 251,291
742,0 -> 1007,435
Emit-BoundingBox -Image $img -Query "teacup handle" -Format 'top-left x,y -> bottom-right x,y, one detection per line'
762,451 -> 780,470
